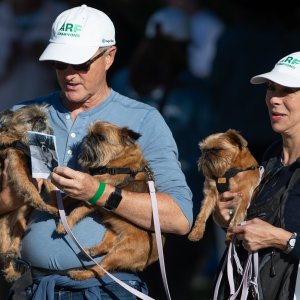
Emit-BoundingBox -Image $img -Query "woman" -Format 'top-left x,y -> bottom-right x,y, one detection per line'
213,51 -> 300,299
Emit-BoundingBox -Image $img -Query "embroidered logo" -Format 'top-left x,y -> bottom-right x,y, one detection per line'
102,38 -> 114,44
57,23 -> 82,37
277,56 -> 300,69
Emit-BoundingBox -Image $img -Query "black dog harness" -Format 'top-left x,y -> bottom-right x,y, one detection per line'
214,165 -> 259,193
89,166 -> 137,177
89,164 -> 154,185
0,140 -> 30,156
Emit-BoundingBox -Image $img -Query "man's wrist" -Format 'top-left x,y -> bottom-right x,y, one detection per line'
86,181 -> 106,206
103,187 -> 123,211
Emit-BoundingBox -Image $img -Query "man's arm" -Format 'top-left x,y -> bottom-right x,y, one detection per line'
51,167 -> 190,235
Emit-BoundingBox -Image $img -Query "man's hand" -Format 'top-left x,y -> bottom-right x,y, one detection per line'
50,166 -> 103,202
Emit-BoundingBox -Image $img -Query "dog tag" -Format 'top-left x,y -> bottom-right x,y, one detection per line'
217,177 -> 227,184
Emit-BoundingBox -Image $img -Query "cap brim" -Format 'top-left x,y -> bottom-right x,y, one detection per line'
250,71 -> 300,88
39,43 -> 98,64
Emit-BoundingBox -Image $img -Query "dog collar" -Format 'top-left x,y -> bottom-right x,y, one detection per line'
89,165 -> 154,180
0,140 -> 30,157
89,166 -> 138,177
214,165 -> 259,193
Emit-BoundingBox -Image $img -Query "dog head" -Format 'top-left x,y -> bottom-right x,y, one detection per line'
78,121 -> 142,170
198,129 -> 252,179
0,104 -> 53,142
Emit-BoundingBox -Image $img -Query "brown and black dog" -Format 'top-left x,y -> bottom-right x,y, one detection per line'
188,129 -> 260,243
56,121 -> 165,280
0,105 -> 58,281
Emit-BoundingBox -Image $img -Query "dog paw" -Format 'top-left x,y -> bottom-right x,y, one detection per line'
68,268 -> 103,280
50,208 -> 59,216
56,223 -> 67,234
46,205 -> 59,215
225,232 -> 233,243
4,270 -> 22,283
68,269 -> 86,280
84,248 -> 97,257
5,251 -> 18,260
188,230 -> 203,241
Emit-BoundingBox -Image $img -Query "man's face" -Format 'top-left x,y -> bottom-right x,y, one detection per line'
55,47 -> 116,106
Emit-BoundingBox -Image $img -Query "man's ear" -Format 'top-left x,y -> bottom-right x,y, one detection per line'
105,46 -> 117,71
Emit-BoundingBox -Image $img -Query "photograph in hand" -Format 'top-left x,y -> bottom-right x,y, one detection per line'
27,131 -> 59,178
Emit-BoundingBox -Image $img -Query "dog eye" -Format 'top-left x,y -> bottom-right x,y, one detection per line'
213,148 -> 222,152
96,135 -> 105,141
206,148 -> 222,154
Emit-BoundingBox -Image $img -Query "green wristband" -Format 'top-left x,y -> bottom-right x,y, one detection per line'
87,181 -> 106,206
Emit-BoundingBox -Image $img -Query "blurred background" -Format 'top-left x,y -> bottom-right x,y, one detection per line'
1,0 -> 300,299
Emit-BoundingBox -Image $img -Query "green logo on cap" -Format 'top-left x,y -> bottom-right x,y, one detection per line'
58,23 -> 82,37
277,56 -> 300,69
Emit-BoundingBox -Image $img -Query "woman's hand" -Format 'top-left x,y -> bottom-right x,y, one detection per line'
229,218 -> 291,252
213,191 -> 240,228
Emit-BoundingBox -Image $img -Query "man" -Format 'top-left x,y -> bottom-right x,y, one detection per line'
0,5 -> 193,299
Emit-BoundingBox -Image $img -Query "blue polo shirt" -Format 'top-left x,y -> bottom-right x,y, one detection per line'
13,89 -> 193,270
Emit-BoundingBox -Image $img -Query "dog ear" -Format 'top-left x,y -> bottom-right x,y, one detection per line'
39,103 -> 50,112
0,109 -> 14,128
226,128 -> 248,148
121,127 -> 141,144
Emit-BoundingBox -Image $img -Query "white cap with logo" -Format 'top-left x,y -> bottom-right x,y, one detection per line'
39,4 -> 115,64
250,52 -> 300,88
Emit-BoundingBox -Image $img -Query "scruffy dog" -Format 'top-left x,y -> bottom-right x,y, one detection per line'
0,105 -> 58,282
188,129 -> 260,242
56,121 -> 165,280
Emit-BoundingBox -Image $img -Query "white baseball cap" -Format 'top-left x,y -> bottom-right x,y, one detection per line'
145,7 -> 190,42
39,4 -> 115,64
251,52 -> 300,87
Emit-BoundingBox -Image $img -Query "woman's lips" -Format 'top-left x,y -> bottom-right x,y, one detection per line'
271,111 -> 285,121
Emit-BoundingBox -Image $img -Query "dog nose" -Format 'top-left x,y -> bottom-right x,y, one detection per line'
35,119 -> 46,130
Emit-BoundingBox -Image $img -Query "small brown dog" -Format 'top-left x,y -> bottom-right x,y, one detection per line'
0,104 -> 58,282
56,121 -> 165,280
188,129 -> 260,242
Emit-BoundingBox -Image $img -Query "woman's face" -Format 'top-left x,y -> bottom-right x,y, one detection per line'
265,81 -> 300,136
